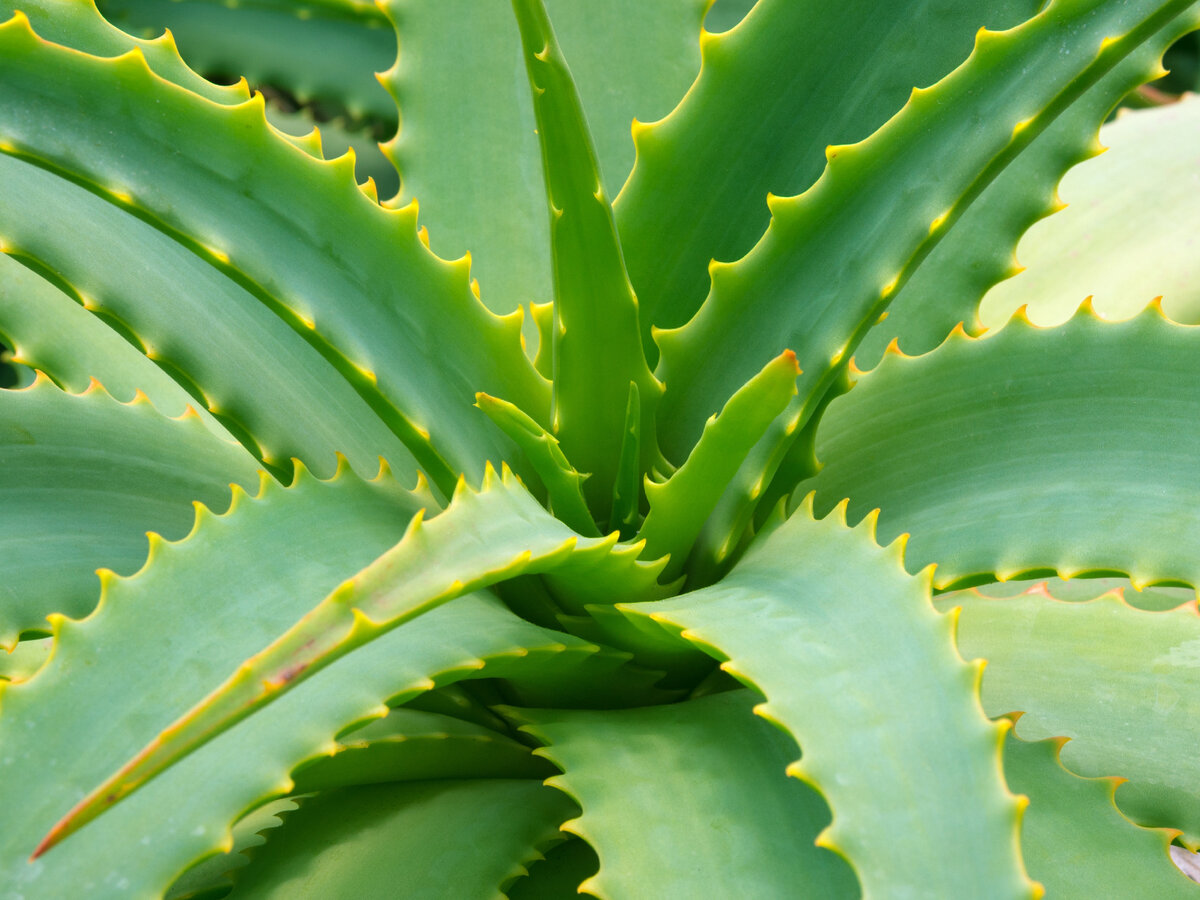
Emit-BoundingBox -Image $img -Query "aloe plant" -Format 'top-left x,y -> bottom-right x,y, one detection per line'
3,0 -> 1200,895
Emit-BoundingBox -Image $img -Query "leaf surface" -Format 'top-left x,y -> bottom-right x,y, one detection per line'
0,463 -> 628,896
226,780 -> 573,899
0,153 -> 418,481
981,93 -> 1200,329
0,376 -> 257,645
942,585 -> 1200,847
615,0 -> 1040,350
0,15 -> 547,490
39,467 -> 665,850
512,0 -> 660,520
852,12 -> 1198,368
653,0 -> 1198,460
1006,731 -> 1195,896
810,310 -> 1200,588
624,501 -> 1031,897
379,0 -> 706,315
511,690 -> 856,899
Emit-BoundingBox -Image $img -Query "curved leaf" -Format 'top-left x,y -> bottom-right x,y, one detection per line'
942,584 -> 1200,846
981,93 -> 1200,329
226,780 -> 573,899
0,376 -> 257,645
810,309 -> 1200,588
510,690 -> 856,899
623,500 -> 1031,897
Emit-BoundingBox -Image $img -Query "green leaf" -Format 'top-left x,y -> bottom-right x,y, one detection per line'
940,585 -> 1200,847
624,500 -> 1031,897
95,0 -> 397,122
290,708 -> 553,793
0,154 -> 419,482
504,838 -> 599,900
981,93 -> 1200,330
226,780 -> 573,899
39,467 -> 664,851
475,392 -> 598,537
608,382 -> 642,536
165,799 -> 297,900
0,462 -> 624,895
615,0 -> 1040,353
0,376 -> 258,645
0,0 -> 246,103
852,12 -> 1197,369
0,251 -> 226,434
512,0 -> 661,521
653,0 -> 1197,461
0,15 -> 547,491
637,350 -> 798,582
810,309 -> 1200,589
378,0 -> 706,316
510,691 -> 855,899
1006,731 -> 1198,896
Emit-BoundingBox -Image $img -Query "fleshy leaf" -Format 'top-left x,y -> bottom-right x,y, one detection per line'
512,0 -> 661,521
509,691 -> 856,899
637,350 -> 798,582
0,14 -> 547,491
653,0 -> 1198,461
623,500 -> 1032,897
941,584 -> 1200,847
0,375 -> 257,645
853,11 -> 1197,368
982,92 -> 1200,329
291,707 -> 553,793
225,780 -> 574,898
615,0 -> 1041,352
0,155 -> 419,482
810,308 -> 1200,588
475,392 -> 598,537
38,467 -> 664,851
0,462 -> 628,895
378,0 -> 706,315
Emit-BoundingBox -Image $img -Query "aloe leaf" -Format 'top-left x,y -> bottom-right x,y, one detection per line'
290,708 -> 553,793
225,780 -> 573,898
263,103 -> 399,200
37,467 -> 663,851
95,0 -> 397,122
637,350 -> 798,582
504,838 -> 599,900
0,154 -> 418,482
0,462 -> 628,895
0,376 -> 257,646
0,0 -> 245,103
509,691 -> 856,898
982,93 -> 1200,329
608,382 -> 642,536
810,308 -> 1200,589
0,636 -> 49,683
0,16 -> 547,491
0,252 -> 224,432
165,799 -> 296,900
623,501 -> 1031,897
852,13 -> 1197,369
378,0 -> 705,316
614,0 -> 1039,351
938,585 -> 1200,847
475,393 -> 598,537
653,0 -> 1198,461
512,0 -> 661,520
1006,731 -> 1195,896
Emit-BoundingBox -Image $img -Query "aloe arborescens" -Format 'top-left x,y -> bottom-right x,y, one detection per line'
3,0 -> 1200,896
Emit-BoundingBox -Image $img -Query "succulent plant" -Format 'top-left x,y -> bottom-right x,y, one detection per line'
3,0 -> 1200,896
